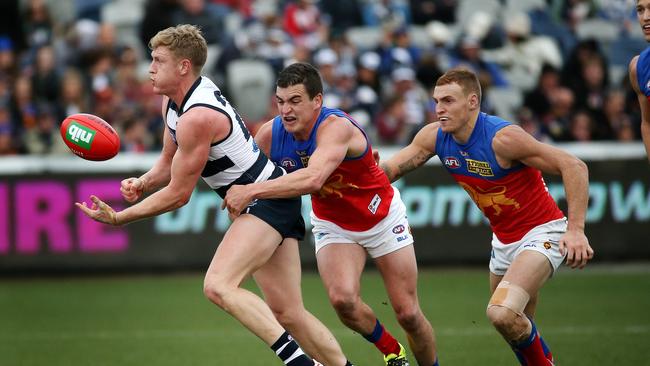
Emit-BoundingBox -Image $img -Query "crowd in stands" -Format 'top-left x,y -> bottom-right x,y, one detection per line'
0,0 -> 645,156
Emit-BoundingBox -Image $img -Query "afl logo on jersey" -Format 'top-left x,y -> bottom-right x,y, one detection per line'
280,158 -> 298,171
444,156 -> 461,169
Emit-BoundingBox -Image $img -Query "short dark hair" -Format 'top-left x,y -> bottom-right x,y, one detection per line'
277,62 -> 323,99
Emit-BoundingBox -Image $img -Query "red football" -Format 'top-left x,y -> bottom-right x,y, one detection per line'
60,113 -> 120,161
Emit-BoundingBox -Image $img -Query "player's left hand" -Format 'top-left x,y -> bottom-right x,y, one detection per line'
222,184 -> 252,218
559,229 -> 594,269
76,195 -> 120,226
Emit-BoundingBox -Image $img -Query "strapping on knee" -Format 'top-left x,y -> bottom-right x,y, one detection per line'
487,281 -> 530,314
487,281 -> 532,340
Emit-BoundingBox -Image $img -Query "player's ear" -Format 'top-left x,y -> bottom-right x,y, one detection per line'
179,59 -> 191,76
469,93 -> 480,110
313,93 -> 323,109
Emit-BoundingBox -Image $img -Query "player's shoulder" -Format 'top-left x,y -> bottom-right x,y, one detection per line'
256,119 -> 275,139
630,54 -> 640,77
411,121 -> 440,151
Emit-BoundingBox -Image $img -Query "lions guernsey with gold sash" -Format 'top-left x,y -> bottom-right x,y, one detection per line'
436,112 -> 564,244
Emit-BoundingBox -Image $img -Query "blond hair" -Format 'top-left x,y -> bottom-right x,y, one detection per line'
149,24 -> 207,73
436,68 -> 482,102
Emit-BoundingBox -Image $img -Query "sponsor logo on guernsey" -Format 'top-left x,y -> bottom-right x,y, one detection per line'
392,224 -> 405,234
66,121 -> 95,149
466,159 -> 494,177
443,156 -> 461,169
459,150 -> 469,157
368,194 -> 381,214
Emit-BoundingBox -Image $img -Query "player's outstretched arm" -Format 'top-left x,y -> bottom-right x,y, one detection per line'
78,108 -> 217,225
493,125 -> 594,269
379,122 -> 439,182
121,129 -> 177,202
629,56 -> 650,161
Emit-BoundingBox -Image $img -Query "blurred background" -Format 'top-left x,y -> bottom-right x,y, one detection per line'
0,0 -> 646,153
0,2 -> 649,365
0,0 -> 647,271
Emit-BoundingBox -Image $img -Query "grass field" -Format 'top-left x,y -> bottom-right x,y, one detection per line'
1,265 -> 649,366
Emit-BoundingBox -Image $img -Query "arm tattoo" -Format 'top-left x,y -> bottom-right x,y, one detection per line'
396,151 -> 434,180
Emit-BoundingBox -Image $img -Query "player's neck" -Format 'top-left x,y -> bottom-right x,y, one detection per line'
168,75 -> 201,107
451,110 -> 479,144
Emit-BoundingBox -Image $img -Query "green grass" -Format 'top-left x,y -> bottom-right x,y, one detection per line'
1,266 -> 648,366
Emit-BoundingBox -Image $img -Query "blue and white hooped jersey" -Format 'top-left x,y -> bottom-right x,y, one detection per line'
165,76 -> 282,198
637,47 -> 650,99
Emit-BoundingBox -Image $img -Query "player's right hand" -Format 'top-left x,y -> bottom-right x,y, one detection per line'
120,177 -> 145,203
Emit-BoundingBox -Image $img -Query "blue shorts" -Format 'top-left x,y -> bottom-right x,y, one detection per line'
245,197 -> 305,240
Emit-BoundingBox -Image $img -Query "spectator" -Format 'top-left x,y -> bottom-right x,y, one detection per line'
524,64 -> 562,117
59,68 -> 89,118
449,36 -> 509,89
383,66 -> 429,140
375,94 -> 408,144
483,11 -> 563,91
283,0 -> 326,50
0,103 -> 16,155
173,0 -> 225,45
410,0 -> 457,25
23,0 -> 53,50
31,45 -> 60,104
566,109 -> 595,142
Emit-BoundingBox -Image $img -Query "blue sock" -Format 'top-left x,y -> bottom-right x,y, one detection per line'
433,358 -> 440,366
362,319 -> 383,343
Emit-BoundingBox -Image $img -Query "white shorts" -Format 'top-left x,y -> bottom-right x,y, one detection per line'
310,186 -> 413,258
489,218 -> 568,276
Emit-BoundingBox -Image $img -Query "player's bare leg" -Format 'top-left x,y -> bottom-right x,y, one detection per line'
254,238 -> 351,366
317,243 -> 377,332
375,244 -> 439,366
487,250 -> 554,365
203,214 -> 316,365
317,243 -> 408,364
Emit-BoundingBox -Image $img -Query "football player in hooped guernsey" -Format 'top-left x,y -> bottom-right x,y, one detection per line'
223,62 -> 439,366
75,25 -> 353,366
378,68 -> 594,366
630,0 -> 650,161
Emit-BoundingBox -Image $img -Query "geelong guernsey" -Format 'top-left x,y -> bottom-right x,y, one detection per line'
165,76 -> 283,198
270,107 -> 394,231
436,112 -> 563,243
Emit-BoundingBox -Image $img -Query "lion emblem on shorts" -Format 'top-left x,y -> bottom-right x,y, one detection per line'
459,182 -> 520,216
543,241 -> 552,250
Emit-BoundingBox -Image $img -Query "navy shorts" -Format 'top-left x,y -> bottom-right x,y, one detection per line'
245,197 -> 305,240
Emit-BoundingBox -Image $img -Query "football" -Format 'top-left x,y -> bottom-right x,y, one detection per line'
60,113 -> 120,161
